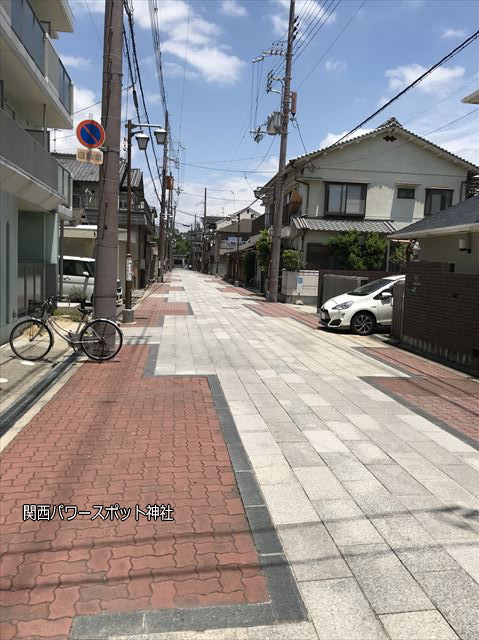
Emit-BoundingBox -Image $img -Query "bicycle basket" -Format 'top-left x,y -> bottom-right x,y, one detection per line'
28,300 -> 44,317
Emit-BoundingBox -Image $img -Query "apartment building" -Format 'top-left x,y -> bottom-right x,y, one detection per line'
0,0 -> 74,343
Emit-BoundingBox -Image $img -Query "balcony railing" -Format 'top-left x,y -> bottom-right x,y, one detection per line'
73,193 -> 151,217
58,165 -> 72,207
6,0 -> 73,112
1,108 -> 59,192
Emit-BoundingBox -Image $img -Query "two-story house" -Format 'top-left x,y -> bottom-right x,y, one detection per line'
54,153 -> 156,292
256,118 -> 479,269
206,207 -> 260,276
0,0 -> 74,344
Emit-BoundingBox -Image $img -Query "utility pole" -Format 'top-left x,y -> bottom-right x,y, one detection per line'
166,180 -> 173,273
235,210 -> 240,285
267,0 -> 295,302
158,111 -> 169,282
94,0 -> 123,320
202,187 -> 207,273
169,204 -> 176,270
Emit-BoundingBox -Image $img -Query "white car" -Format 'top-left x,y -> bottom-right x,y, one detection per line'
62,256 -> 123,306
319,275 -> 405,336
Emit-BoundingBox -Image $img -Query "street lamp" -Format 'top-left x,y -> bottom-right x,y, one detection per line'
123,119 -> 166,323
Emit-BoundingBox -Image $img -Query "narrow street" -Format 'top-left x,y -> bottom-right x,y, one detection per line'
1,270 -> 478,640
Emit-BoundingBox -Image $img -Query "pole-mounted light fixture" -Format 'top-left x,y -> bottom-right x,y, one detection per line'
135,133 -> 149,151
154,128 -> 167,145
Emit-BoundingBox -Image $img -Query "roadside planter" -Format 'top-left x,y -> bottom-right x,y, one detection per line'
281,269 -> 319,304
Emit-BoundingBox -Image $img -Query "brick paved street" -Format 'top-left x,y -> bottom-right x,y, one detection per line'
1,271 -> 478,640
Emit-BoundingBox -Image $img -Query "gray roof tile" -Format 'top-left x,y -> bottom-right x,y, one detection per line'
292,217 -> 400,233
390,195 -> 479,237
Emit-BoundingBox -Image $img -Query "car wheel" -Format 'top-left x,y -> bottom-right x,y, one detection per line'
351,311 -> 376,336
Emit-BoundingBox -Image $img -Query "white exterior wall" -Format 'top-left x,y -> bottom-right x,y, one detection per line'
300,131 -> 468,226
417,233 -> 479,273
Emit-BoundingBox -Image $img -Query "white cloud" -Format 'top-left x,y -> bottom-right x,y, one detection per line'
61,55 -> 91,69
386,64 -> 465,95
270,1 -> 336,37
130,0 -> 245,86
52,86 -> 102,153
220,1 -> 247,17
163,61 -> 199,80
325,59 -> 346,72
162,41 -> 244,85
442,28 -> 467,39
319,128 -> 373,148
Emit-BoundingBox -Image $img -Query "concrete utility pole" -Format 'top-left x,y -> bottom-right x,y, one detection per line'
158,111 -> 169,282
235,210 -> 240,285
166,179 -> 173,272
202,187 -> 207,273
267,0 -> 295,302
94,0 -> 123,319
170,204 -> 176,270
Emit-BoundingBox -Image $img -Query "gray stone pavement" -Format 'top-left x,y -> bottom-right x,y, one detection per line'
120,270 -> 479,640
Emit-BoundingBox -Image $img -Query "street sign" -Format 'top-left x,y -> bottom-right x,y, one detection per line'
76,148 -> 103,165
76,119 -> 106,149
296,274 -> 303,293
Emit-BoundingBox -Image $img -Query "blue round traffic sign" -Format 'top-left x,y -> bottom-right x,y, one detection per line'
76,119 -> 106,149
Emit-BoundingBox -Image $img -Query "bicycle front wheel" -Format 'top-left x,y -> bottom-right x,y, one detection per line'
9,319 -> 54,361
80,319 -> 123,361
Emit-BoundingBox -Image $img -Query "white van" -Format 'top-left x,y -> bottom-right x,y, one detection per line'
62,256 -> 123,306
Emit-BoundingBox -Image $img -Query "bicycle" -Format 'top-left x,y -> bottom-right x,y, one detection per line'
9,296 -> 123,362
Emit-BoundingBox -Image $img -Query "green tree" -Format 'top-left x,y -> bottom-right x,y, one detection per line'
256,229 -> 272,272
281,249 -> 304,272
242,251 -> 256,282
173,230 -> 191,256
389,243 -> 407,270
327,231 -> 387,270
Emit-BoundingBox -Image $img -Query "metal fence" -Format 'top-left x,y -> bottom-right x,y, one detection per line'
390,280 -> 405,340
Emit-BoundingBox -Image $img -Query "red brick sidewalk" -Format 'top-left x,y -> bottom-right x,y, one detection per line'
0,346 -> 268,639
362,347 -> 479,445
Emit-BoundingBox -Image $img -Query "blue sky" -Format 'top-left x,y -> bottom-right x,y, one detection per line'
56,0 -> 479,227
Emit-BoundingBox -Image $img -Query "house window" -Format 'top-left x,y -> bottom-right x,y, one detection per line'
397,187 -> 415,199
425,189 -> 453,216
325,183 -> 366,216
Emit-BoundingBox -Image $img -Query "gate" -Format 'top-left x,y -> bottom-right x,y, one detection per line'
320,274 -> 365,307
390,280 -> 405,340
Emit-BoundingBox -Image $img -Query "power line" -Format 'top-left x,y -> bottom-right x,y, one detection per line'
297,0 -> 366,88
123,2 -> 163,206
294,0 -> 340,64
334,29 -> 479,146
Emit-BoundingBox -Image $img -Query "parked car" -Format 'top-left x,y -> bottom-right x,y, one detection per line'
61,256 -> 123,306
319,275 -> 405,336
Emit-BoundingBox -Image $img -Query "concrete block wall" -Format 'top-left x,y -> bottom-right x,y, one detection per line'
402,262 -> 479,373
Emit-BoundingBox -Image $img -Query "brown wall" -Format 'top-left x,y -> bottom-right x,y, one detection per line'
402,262 -> 479,373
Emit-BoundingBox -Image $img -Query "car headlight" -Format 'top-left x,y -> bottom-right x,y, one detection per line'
333,301 -> 353,310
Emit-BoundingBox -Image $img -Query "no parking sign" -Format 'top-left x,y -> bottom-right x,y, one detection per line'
76,119 -> 106,149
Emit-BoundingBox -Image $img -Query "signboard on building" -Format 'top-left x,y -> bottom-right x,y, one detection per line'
76,148 -> 103,165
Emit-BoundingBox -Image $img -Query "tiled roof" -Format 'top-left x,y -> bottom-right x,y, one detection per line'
289,118 -> 479,170
54,154 -> 142,188
390,195 -> 479,238
292,217 -> 400,233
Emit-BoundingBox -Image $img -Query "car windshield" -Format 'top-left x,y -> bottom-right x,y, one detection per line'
348,279 -> 393,296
